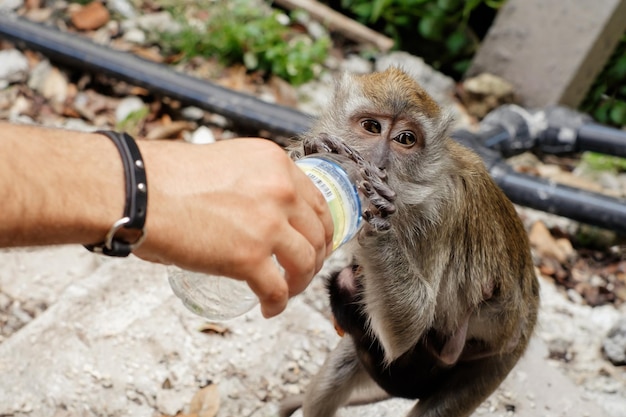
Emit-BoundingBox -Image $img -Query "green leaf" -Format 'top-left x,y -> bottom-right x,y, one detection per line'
418,15 -> 445,40
437,0 -> 461,12
351,3 -> 373,20
594,101 -> 612,124
445,29 -> 468,55
462,0 -> 482,18
370,0 -> 389,22
607,55 -> 626,80
609,100 -> 626,126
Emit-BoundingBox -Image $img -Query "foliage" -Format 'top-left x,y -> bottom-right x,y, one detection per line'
580,152 -> 626,173
580,34 -> 626,128
158,0 -> 330,85
116,106 -> 149,136
332,0 -> 505,78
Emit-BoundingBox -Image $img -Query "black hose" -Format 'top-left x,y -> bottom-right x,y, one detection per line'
480,104 -> 626,158
453,130 -> 626,235
492,168 -> 626,235
0,12 -> 313,138
575,123 -> 626,158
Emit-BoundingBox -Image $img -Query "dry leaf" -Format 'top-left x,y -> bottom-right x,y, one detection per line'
70,1 -> 110,31
145,121 -> 194,140
198,322 -> 230,335
189,384 -> 220,417
529,221 -> 569,264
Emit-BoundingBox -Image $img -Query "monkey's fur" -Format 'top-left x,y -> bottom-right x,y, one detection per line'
281,67 -> 539,417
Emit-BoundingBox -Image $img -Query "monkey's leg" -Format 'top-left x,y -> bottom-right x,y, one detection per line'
406,353 -> 520,417
284,337 -> 376,417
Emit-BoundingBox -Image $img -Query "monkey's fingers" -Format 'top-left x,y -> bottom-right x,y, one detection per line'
359,166 -> 394,199
359,218 -> 392,237
360,173 -> 396,203
304,133 -> 368,166
303,133 -> 336,155
359,181 -> 396,219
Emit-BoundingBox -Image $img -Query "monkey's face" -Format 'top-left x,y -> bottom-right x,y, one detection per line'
314,67 -> 453,210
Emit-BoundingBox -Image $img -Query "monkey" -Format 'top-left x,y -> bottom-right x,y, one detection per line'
280,67 -> 540,417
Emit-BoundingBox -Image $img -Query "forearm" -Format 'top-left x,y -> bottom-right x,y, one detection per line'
0,122 -> 125,247
0,122 -> 333,318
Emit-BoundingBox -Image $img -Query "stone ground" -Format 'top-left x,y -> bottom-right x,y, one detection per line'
0,243 -> 622,417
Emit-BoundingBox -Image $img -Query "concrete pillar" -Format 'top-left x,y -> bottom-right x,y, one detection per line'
467,0 -> 626,108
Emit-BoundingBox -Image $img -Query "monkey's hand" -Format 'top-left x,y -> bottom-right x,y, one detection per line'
302,133 -> 396,233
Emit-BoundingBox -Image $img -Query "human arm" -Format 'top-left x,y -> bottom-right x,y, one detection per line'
0,122 -> 334,317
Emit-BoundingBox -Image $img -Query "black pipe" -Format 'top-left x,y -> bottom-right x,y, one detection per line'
480,104 -> 626,158
493,169 -> 626,234
574,123 -> 626,157
453,130 -> 626,235
0,12 -> 313,138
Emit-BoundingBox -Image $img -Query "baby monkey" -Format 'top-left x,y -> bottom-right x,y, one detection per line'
281,67 -> 539,417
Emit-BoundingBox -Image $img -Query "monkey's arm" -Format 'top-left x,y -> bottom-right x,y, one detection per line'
300,133 -> 397,233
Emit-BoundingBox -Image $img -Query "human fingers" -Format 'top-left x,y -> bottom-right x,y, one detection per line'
292,166 -> 335,257
270,224 -> 322,300
245,256 -> 290,318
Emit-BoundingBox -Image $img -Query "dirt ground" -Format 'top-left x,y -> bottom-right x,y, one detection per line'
0,242 -> 624,417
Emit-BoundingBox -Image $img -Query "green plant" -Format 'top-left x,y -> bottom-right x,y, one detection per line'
159,0 -> 330,85
580,34 -> 626,128
116,106 -> 149,136
333,0 -> 505,78
580,152 -> 626,173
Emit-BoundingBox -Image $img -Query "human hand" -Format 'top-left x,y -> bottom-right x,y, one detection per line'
135,138 -> 334,318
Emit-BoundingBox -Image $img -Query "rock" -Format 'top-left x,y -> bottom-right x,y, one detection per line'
603,317 -> 626,365
295,76 -> 335,117
339,54 -> 373,75
181,106 -> 206,121
185,126 -> 216,144
0,0 -> 22,10
528,221 -> 571,264
115,96 -> 146,124
126,11 -> 181,34
460,73 -> 516,119
70,1 -> 111,31
145,121 -> 193,140
122,27 -> 146,45
27,60 -> 69,104
24,6 -> 53,22
0,49 -> 29,89
108,0 -> 136,19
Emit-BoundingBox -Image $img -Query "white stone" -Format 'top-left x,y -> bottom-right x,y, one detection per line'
115,96 -> 146,124
0,49 -> 29,87
186,125 -> 215,144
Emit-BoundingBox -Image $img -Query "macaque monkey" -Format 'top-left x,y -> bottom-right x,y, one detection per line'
281,67 -> 539,417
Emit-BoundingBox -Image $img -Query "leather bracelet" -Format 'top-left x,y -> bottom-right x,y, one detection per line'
84,131 -> 148,257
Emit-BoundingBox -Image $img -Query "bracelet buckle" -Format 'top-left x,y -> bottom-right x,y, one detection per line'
85,130 -> 148,257
100,216 -> 147,253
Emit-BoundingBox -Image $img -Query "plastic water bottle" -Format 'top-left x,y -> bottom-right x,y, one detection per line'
168,154 -> 362,321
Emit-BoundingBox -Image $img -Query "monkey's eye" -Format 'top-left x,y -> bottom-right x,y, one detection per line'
393,132 -> 417,147
361,119 -> 381,134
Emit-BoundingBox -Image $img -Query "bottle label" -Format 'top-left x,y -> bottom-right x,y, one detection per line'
296,158 -> 361,250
